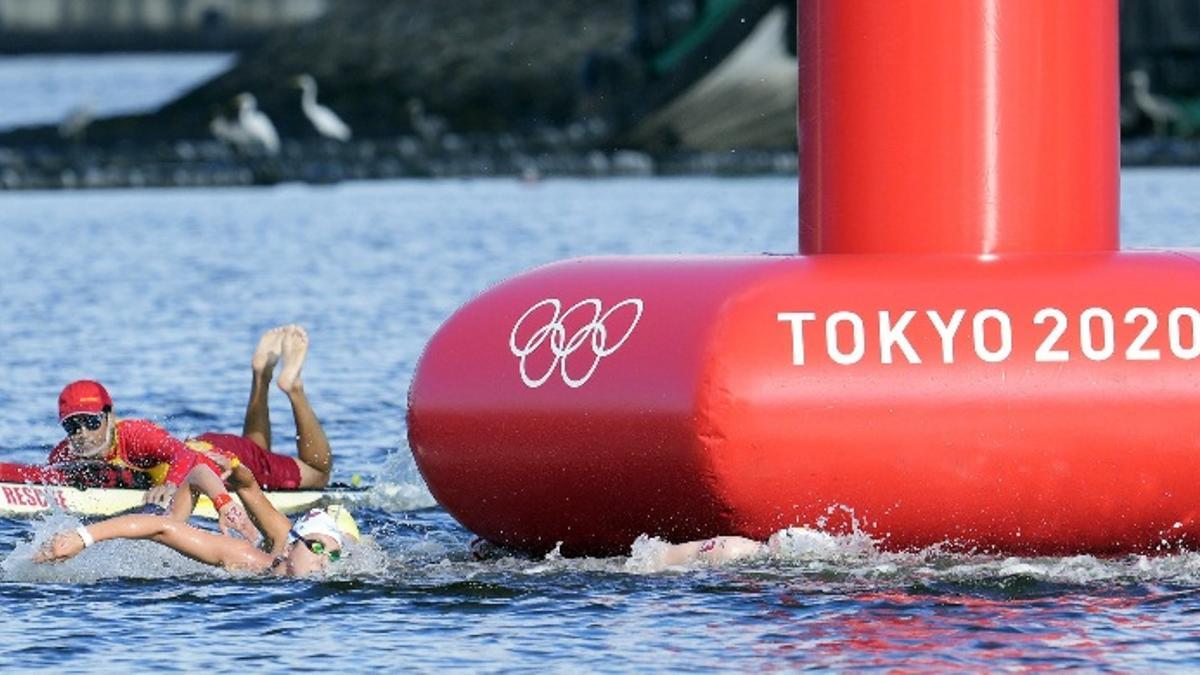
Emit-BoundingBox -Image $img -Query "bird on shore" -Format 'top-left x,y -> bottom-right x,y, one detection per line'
407,98 -> 446,147
234,92 -> 281,155
292,74 -> 352,141
209,104 -> 253,151
58,102 -> 95,142
1128,69 -> 1183,137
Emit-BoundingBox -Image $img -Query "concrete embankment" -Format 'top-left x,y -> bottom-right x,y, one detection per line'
0,0 -> 327,52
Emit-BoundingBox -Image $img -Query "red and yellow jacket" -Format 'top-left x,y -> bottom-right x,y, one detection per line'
49,418 -> 203,487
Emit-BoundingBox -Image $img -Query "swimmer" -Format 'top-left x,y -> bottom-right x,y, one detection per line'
49,325 -> 334,507
33,458 -> 355,577
652,535 -> 769,567
633,531 -> 805,571
468,533 -> 782,569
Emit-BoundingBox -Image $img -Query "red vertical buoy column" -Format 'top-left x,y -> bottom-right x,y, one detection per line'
799,0 -> 1118,255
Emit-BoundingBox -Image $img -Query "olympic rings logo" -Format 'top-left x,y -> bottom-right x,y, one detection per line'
509,298 -> 644,388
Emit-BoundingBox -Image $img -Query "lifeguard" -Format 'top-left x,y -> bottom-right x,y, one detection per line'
50,325 -> 334,505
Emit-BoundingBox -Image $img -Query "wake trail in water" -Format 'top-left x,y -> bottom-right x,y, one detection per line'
13,504 -> 1200,590
351,449 -> 436,511
337,481 -> 435,512
625,526 -> 1200,590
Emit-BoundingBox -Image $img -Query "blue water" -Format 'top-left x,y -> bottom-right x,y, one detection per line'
0,53 -> 233,131
1,173 -> 1200,669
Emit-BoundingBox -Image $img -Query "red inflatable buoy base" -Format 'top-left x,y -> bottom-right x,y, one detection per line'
409,252 -> 1200,556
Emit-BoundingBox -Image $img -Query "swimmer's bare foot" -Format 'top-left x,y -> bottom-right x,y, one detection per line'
277,325 -> 309,393
251,326 -> 287,375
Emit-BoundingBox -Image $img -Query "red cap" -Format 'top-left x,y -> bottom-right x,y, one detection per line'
58,380 -> 113,421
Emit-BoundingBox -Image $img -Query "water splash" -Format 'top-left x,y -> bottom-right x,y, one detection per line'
618,525 -> 1200,591
337,481 -> 435,512
2,513 -> 212,582
320,533 -> 394,580
352,450 -> 435,511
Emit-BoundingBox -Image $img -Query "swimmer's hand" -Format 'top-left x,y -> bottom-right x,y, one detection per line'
207,453 -> 236,482
217,502 -> 259,543
223,462 -> 259,493
143,483 -> 177,507
33,530 -> 86,564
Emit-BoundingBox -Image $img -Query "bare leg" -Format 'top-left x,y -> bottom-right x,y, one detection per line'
277,327 -> 332,488
243,327 -> 286,450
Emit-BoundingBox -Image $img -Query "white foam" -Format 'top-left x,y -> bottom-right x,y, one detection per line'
350,450 -> 436,511
625,534 -> 675,573
616,525 -> 1200,587
2,513 -> 213,582
321,535 -> 393,579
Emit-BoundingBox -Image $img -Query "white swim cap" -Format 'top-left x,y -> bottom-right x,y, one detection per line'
291,509 -> 345,548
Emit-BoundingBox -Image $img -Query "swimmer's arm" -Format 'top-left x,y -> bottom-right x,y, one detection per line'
655,536 -> 766,567
168,483 -> 197,521
35,515 -> 271,571
174,462 -> 259,542
657,541 -> 705,567
182,461 -> 229,504
226,464 -> 291,554
144,517 -> 270,570
695,536 -> 764,564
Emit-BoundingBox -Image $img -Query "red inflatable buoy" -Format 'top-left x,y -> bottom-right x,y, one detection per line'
409,1 -> 1195,556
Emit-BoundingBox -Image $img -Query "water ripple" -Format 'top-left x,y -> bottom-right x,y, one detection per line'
1,174 -> 1199,668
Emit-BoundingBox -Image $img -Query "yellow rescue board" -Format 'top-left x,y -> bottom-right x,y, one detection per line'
0,481 -> 364,519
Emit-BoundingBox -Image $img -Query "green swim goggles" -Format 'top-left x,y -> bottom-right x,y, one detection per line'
290,528 -> 342,562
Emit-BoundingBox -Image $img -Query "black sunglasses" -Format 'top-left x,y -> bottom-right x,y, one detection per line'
290,528 -> 341,562
62,414 -> 105,436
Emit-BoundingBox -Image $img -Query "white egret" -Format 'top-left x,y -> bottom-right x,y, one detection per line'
209,106 -> 254,151
293,74 -> 352,141
407,98 -> 446,146
1128,69 -> 1182,137
235,92 -> 281,155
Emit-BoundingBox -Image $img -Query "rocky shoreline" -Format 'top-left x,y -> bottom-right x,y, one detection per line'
2,134 -> 1196,191
0,135 -> 803,191
0,0 -> 667,189
1,0 -> 1196,190
0,1 -> 630,148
